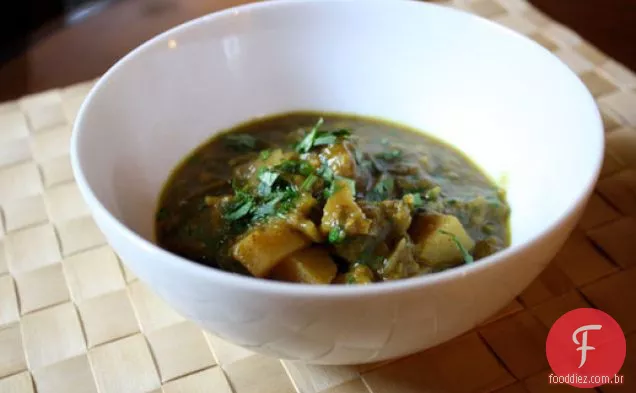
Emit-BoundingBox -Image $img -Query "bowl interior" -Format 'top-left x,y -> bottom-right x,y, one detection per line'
74,0 -> 602,258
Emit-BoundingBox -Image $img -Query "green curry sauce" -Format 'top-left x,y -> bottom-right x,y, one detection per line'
155,112 -> 511,284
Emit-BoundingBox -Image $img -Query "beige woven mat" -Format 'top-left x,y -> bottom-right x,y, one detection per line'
1,0 -> 635,392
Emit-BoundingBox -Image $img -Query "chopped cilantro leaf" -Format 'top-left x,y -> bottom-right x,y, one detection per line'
259,150 -> 271,160
328,226 -> 346,244
296,118 -> 324,153
295,118 -> 351,152
377,149 -> 402,161
253,193 -> 284,220
275,160 -> 300,174
482,223 -> 496,235
354,150 -> 374,173
317,161 -> 334,183
299,161 -> 314,176
223,193 -> 254,221
257,170 -> 279,196
331,129 -> 351,137
424,186 -> 442,201
274,160 -> 314,177
408,193 -> 423,208
313,135 -> 337,146
258,171 -> 278,185
368,175 -> 395,201
275,187 -> 300,216
301,174 -> 318,191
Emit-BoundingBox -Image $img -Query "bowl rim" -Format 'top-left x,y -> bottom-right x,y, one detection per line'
70,0 -> 604,298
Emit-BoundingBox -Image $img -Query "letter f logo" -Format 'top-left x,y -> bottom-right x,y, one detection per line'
573,324 -> 602,368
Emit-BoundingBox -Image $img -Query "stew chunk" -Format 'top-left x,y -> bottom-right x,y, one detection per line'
409,214 -> 475,267
232,220 -> 311,277
270,247 -> 338,284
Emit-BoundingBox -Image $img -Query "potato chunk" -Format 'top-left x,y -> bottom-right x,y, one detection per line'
347,264 -> 375,284
232,220 -> 311,277
320,181 -> 371,237
284,193 -> 322,242
269,247 -> 337,284
382,237 -> 420,280
409,214 -> 475,267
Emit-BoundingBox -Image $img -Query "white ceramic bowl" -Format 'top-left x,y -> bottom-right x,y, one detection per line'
71,0 -> 603,365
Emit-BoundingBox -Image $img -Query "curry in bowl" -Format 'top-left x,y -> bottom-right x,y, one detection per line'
155,113 -> 510,285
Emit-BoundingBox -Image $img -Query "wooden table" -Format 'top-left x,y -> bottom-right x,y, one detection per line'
0,0 -> 634,103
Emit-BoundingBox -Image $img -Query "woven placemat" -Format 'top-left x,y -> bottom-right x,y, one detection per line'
1,0 -> 635,392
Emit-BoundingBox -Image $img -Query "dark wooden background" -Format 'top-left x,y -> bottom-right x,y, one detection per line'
0,0 -> 634,103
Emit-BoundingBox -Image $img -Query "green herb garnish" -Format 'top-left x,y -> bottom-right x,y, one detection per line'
314,129 -> 351,147
259,150 -> 271,160
482,223 -> 496,235
254,187 -> 299,221
298,161 -> 314,176
425,186 -> 442,201
317,161 -> 334,183
295,118 -> 351,153
275,160 -> 300,174
328,226 -> 346,244
368,175 -> 395,201
438,230 -> 474,264
223,192 -> 254,221
408,193 -> 423,208
301,174 -> 318,191
257,170 -> 279,196
313,134 -> 337,146
353,149 -> 375,173
252,193 -> 285,220
275,187 -> 300,216
226,181 -> 300,226
223,133 -> 257,152
380,149 -> 402,161
274,160 -> 313,176
331,129 -> 351,137
296,118 -> 324,153
377,149 -> 402,161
